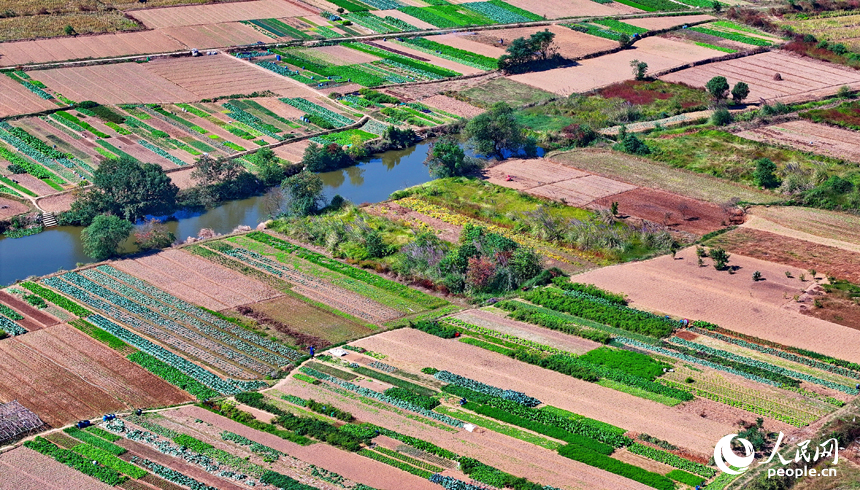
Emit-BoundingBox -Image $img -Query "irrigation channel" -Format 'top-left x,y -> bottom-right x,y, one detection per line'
0,141 -> 443,285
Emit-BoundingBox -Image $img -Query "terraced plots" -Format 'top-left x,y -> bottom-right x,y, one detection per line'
127,0 -> 316,28
0,75 -> 59,118
0,324 -> 190,427
0,446 -> 115,490
0,289 -> 60,334
738,119 -> 860,163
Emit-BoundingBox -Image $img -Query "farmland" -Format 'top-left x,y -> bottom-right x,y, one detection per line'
4,1 -> 860,489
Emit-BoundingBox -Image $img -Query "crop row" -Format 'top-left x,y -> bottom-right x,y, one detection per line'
494,299 -> 614,344
0,304 -> 23,321
690,26 -> 773,46
592,18 -> 647,35
435,370 -> 541,406
221,431 -> 281,461
223,103 -> 284,140
98,265 -> 301,361
0,315 -> 27,336
399,37 -> 499,70
359,449 -> 434,479
246,231 -> 445,308
24,437 -> 126,486
59,272 -> 268,377
689,326 -> 860,379
348,12 -> 400,33
0,125 -> 73,182
0,142 -> 57,181
441,317 -> 571,354
63,427 -> 126,455
558,444 -> 674,490
138,139 -> 188,166
280,98 -> 354,128
4,125 -> 66,159
21,281 -> 92,316
461,2 -> 531,23
53,111 -> 110,138
300,367 -> 464,427
128,351 -> 220,400
131,457 -> 217,490
83,268 -> 290,368
72,444 -> 148,478
670,337 -> 857,394
627,443 -> 715,477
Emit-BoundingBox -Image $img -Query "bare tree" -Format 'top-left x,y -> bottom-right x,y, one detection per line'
677,202 -> 690,221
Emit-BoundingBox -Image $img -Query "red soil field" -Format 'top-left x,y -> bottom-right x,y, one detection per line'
591,187 -> 732,235
0,197 -> 28,220
0,76 -> 58,118
419,94 -> 484,117
0,447 -> 115,490
141,54 -> 319,100
573,246 -> 860,364
0,30 -> 182,67
34,62 -> 198,104
737,119 -> 860,163
661,51 -> 860,103
0,324 -> 191,427
353,328 -> 736,456
128,0 -> 317,28
511,37 -> 722,95
469,25 -> 616,59
157,22 -> 271,48
0,290 -> 60,331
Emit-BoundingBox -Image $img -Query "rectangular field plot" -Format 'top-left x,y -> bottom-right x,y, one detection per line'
499,0 -> 637,18
0,447 -> 115,490
624,14 -> 715,30
0,76 -> 58,118
128,0 -> 316,28
0,324 -> 190,427
661,51 -> 860,102
737,120 -> 860,163
34,63 -> 199,104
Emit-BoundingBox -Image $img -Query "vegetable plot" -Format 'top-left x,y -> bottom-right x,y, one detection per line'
435,370 -> 542,406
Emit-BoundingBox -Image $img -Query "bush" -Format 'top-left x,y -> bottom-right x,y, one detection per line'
753,158 -> 780,189
578,347 -> 667,380
411,319 -> 458,339
711,107 -> 732,126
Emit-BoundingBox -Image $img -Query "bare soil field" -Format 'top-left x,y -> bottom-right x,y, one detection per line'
548,148 -> 776,204
128,0 -> 316,28
661,51 -> 860,103
167,167 -> 196,190
371,9 -> 438,30
454,308 -> 601,354
158,22 -> 272,47
484,158 -> 636,206
591,187 -> 732,235
705,227 -> 860,285
353,328 -> 734,456
468,25 -> 616,59
502,0 -> 639,18
245,295 -> 374,345
573,246 -> 860,363
458,76 -> 555,108
624,14 -> 716,30
34,62 -> 198,104
511,37 -> 721,95
429,33 -> 508,58
419,94 -> 484,117
0,290 -> 60,331
141,54 -> 317,100
113,249 -> 281,311
0,324 -> 190,427
0,197 -> 29,220
274,139 -> 312,163
0,30 -> 183,67
10,174 -> 58,197
737,119 -> 860,163
0,446 -> 115,490
745,205 -> 860,248
0,76 -> 58,118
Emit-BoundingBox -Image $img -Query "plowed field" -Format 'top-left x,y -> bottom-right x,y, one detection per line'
0,76 -> 58,118
737,119 -> 860,163
0,447 -> 115,490
129,0 -> 316,28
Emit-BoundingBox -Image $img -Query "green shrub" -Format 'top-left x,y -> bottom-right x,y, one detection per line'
558,444 -> 674,490
579,347 -> 668,380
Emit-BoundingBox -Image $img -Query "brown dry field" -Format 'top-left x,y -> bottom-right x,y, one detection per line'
274,139 -> 312,163
591,187 -> 733,235
419,94 -> 484,117
0,324 -> 191,427
0,197 -> 29,219
10,173 -> 59,197
0,290 -> 60,331
246,295 -> 374,345
0,447 -> 115,490
128,0 -> 316,28
156,21 -> 271,47
167,167 -> 196,190
371,9 -> 438,30
705,227 -> 860,285
661,51 -> 860,103
0,10 -> 138,42
484,158 -> 636,206
469,25 -> 616,59
113,249 -> 281,311
548,148 -> 776,204
170,404 -> 443,490
141,54 -> 318,100
34,62 -> 198,104
454,308 -> 601,354
34,192 -> 74,213
573,246 -> 860,363
352,329 -> 734,456
0,75 -> 58,118
511,37 -> 721,95
745,205 -> 860,248
737,119 -> 860,163
501,0 -> 639,18
429,33 -> 508,58
624,14 -> 716,30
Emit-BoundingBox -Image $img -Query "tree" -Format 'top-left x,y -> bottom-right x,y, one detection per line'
251,148 -> 287,186
134,219 -> 176,251
282,171 -> 324,216
81,214 -> 133,260
754,158 -> 780,189
510,247 -> 541,284
711,107 -> 732,126
499,37 -> 535,71
64,25 -> 76,36
529,29 -> 557,61
706,76 -> 730,101
465,102 -> 525,158
618,33 -> 631,48
709,247 -> 730,270
69,156 -> 179,224
630,59 -> 648,81
712,0 -> 722,12
301,142 -> 352,172
424,138 -> 479,178
192,154 -> 243,187
382,125 -> 417,149
731,81 -> 750,103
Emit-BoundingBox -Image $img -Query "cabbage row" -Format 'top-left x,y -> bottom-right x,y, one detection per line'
435,370 -> 542,407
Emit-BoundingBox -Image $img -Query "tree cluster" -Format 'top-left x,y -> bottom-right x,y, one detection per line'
465,102 -> 537,159
498,30 -> 560,73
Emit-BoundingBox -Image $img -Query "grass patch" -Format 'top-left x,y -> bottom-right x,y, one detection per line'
460,78 -> 555,108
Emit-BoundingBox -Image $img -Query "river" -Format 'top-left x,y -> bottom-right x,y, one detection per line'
0,141 -> 438,286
